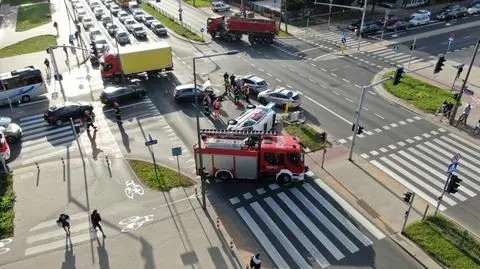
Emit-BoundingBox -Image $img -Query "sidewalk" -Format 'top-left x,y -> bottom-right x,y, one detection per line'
306,146 -> 444,269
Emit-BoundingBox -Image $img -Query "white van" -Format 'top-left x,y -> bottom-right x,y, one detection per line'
211,1 -> 231,12
227,103 -> 276,132
409,12 -> 430,27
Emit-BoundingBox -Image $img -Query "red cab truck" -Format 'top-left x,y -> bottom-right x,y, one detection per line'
207,16 -> 279,44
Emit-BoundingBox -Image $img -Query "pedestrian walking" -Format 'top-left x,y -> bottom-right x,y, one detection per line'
44,58 -> 50,73
53,21 -> 58,36
233,87 -> 240,103
56,213 -> 71,236
248,253 -> 261,269
223,72 -> 229,82
69,35 -> 74,47
63,44 -> 68,56
244,85 -> 250,103
91,210 -> 106,238
85,110 -> 97,131
230,74 -> 236,87
113,102 -> 122,124
213,99 -> 220,118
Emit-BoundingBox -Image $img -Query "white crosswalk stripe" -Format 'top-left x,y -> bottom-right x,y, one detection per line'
366,133 -> 480,211
299,31 -> 372,49
232,181 -> 379,268
365,47 -> 426,64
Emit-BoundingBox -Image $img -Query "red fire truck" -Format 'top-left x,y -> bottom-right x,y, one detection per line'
193,129 -> 307,183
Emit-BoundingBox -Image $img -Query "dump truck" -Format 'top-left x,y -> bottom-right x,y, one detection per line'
100,42 -> 173,80
207,16 -> 279,44
115,0 -> 129,8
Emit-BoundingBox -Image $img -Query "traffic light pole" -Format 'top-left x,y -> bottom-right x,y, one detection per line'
407,37 -> 416,68
49,48 -> 66,102
449,40 -> 480,125
401,192 -> 415,233
435,173 -> 451,216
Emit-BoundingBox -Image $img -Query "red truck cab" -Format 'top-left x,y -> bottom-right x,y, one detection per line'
100,52 -> 120,79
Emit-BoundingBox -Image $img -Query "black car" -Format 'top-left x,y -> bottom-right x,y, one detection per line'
44,101 -> 94,126
385,19 -> 410,31
151,21 -> 167,36
348,19 -> 376,31
100,85 -> 146,105
355,22 -> 380,37
436,4 -> 468,20
173,84 -> 212,102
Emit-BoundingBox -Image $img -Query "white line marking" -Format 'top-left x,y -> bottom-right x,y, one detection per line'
422,133 -> 431,138
320,68 -> 327,72
330,73 -> 337,77
406,139 -> 415,143
388,145 -> 396,150
342,78 -> 351,83
338,139 -> 347,144
399,121 -> 407,125
344,98 -> 353,103
368,90 -> 376,95
312,178 -> 385,240
276,78 -> 282,82
390,123 -> 398,128
406,118 -> 414,122
303,95 -> 351,124
383,125 -> 391,130
25,232 -> 94,256
286,85 -> 293,88
414,136 -> 422,141
236,207 -> 289,268
278,193 -> 345,260
265,197 -> 330,268
258,68 -> 264,72
379,147 -> 388,153
266,72 -> 272,77
370,150 -> 379,156
414,116 -> 421,120
374,128 -> 382,133
375,113 -> 385,119
354,84 -> 361,88
397,141 -> 406,146
332,91 -> 340,95
430,130 -> 439,135
361,153 -> 370,159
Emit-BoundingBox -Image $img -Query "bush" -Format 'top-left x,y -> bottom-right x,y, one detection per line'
0,173 -> 15,239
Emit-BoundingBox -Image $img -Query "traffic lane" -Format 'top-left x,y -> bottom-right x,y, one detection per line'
443,46 -> 480,66
445,197 -> 480,237
272,37 -> 336,59
372,15 -> 480,41
150,0 -> 205,33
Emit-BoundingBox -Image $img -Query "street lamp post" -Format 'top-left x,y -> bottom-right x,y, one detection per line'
193,50 -> 239,210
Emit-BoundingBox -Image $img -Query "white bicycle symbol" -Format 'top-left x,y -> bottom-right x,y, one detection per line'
119,215 -> 154,233
0,238 -> 13,255
125,180 -> 145,199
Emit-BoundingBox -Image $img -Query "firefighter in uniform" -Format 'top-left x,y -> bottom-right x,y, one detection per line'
223,72 -> 229,83
244,84 -> 250,103
212,99 -> 220,118
233,86 -> 240,104
113,101 -> 122,124
203,94 -> 211,116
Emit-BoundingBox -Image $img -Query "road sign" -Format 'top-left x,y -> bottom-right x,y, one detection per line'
171,147 -> 182,156
447,163 -> 458,173
200,27 -> 205,33
341,37 -> 346,44
463,87 -> 474,96
451,153 -> 461,163
145,134 -> 158,146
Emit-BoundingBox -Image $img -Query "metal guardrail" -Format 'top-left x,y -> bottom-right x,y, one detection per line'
146,2 -> 197,36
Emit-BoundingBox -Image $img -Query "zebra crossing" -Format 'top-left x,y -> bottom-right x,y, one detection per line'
362,46 -> 426,65
297,30 -> 372,48
362,130 -> 480,211
230,178 -> 385,268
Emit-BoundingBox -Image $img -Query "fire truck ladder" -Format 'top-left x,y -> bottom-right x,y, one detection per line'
200,129 -> 277,139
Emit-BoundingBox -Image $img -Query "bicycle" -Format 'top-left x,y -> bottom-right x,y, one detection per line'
455,114 -> 468,127
124,180 -> 144,199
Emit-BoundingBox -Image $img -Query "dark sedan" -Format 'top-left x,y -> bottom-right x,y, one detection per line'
100,85 -> 146,105
44,101 -> 94,126
173,84 -> 212,102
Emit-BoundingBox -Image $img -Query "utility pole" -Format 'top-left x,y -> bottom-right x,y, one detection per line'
407,37 -> 417,68
449,40 -> 480,125
327,0 -> 333,28
357,0 -> 367,51
283,0 -> 288,33
48,47 -> 67,102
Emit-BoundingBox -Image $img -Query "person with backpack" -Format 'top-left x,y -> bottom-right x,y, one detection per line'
57,213 -> 71,236
91,210 -> 106,238
85,110 -> 97,131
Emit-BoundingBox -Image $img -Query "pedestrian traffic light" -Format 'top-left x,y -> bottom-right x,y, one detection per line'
403,192 -> 413,203
54,74 -> 63,81
90,41 -> 98,57
392,67 -> 404,85
434,55 -> 446,74
447,174 -> 462,194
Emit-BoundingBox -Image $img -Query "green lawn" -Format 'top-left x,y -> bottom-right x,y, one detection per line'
0,35 -> 56,58
0,173 -> 15,240
141,3 -> 204,42
283,123 -> 327,152
184,0 -> 211,8
383,71 -> 456,113
127,159 -> 195,192
1,0 -> 41,5
404,219 -> 480,269
16,3 -> 51,32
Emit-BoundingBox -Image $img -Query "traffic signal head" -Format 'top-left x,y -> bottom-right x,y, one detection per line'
357,125 -> 364,135
434,55 -> 446,74
447,174 -> 462,194
403,192 -> 413,203
409,45 -> 415,50
392,67 -> 404,85
54,74 -> 63,81
456,66 -> 464,79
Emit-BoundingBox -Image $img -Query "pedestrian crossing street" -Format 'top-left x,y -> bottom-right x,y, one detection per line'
14,97 -> 176,168
230,177 -> 385,268
361,129 -> 480,211
24,212 -> 113,257
361,46 -> 427,66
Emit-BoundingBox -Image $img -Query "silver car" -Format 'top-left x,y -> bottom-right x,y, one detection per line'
82,17 -> 95,30
0,117 -> 22,143
257,87 -> 301,108
235,74 -> 268,94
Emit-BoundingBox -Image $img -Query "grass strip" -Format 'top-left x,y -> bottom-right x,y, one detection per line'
0,173 -> 15,240
0,35 -> 56,58
383,71 -> 456,113
16,3 -> 51,32
127,159 -> 195,192
141,3 -> 204,42
184,0 -> 211,8
404,220 -> 480,269
278,30 -> 291,37
283,123 -> 327,151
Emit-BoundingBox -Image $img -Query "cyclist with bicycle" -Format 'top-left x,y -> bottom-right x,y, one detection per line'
458,104 -> 472,125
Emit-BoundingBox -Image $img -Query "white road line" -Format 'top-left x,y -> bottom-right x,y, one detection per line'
27,222 -> 90,244
30,212 -> 89,232
21,136 -> 76,154
390,123 -> 398,128
265,197 -> 330,268
374,128 -> 382,133
414,116 -> 421,120
251,202 -> 311,268
342,78 -> 350,83
354,84 -> 361,88
383,125 -> 391,130
294,47 -> 323,54
371,159 -> 447,211
330,73 -> 337,77
312,178 -> 385,240
230,197 -> 240,205
440,136 -> 477,157
338,139 -> 347,144
23,126 -> 72,141
406,118 -> 414,122
303,183 -> 373,246
276,78 -> 282,82
399,121 -> 407,125
278,193 -> 345,260
332,91 -> 340,95
266,72 -> 272,77
25,232 -> 94,256
258,68 -> 264,72
414,136 -> 422,141
368,91 -> 376,95
375,113 -> 384,119
406,139 -> 415,143
286,85 -> 293,88
303,95 -> 351,124
20,114 -> 43,122
361,153 -> 370,158
237,207 -> 289,268
388,145 -> 397,150
370,150 -> 379,156
397,141 -> 406,146
379,147 -> 388,153
320,68 -> 327,72
389,154 -> 457,205
448,133 -> 480,152
422,133 -> 431,138
429,140 -> 480,174
344,98 -> 353,103
363,130 -> 373,135
20,146 -> 77,166
311,63 -> 317,67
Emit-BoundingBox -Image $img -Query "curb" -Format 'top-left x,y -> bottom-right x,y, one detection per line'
166,27 -> 212,45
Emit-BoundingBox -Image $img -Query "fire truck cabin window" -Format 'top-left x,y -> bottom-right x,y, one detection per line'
264,152 -> 277,165
287,153 -> 300,166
